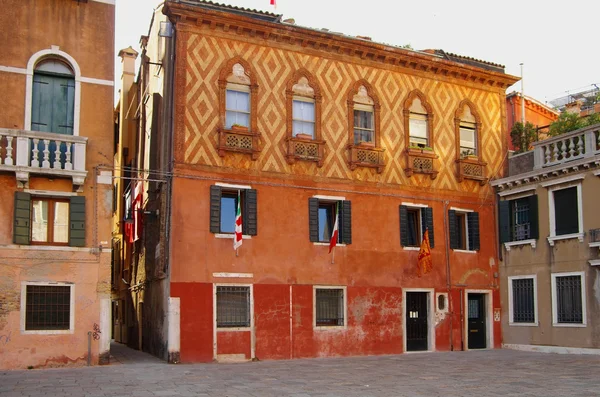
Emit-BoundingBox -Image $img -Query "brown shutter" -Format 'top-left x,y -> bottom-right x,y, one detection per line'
399,205 -> 408,247
340,200 -> 352,245
13,192 -> 31,245
448,210 -> 458,249
244,189 -> 257,236
210,185 -> 222,233
309,198 -> 319,242
423,207 -> 434,249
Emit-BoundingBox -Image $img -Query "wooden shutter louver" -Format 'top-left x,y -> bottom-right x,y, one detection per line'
448,209 -> 458,249
528,195 -> 539,240
423,207 -> 434,248
308,198 -> 319,242
13,192 -> 31,245
340,200 -> 352,245
399,205 -> 408,247
209,185 -> 222,233
467,212 -> 480,251
69,196 -> 86,247
498,200 -> 511,244
244,189 -> 257,236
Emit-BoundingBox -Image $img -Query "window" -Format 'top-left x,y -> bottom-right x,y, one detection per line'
209,185 -> 257,236
508,276 -> 537,325
551,272 -> 585,326
32,59 -> 75,135
354,107 -> 374,144
454,101 -> 481,160
405,93 -> 431,148
448,209 -> 479,251
216,286 -> 251,328
22,283 -> 74,332
551,186 -> 580,236
292,98 -> 315,138
459,124 -> 477,156
309,197 -> 351,245
13,192 -> 85,247
399,205 -> 434,248
314,287 -> 346,327
348,81 -> 380,147
499,195 -> 539,243
225,86 -> 250,129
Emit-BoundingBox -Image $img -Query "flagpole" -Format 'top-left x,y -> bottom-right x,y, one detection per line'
331,246 -> 335,264
236,247 -> 238,257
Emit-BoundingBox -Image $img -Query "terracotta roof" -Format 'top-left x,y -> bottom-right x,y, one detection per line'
433,50 -> 505,73
178,0 -> 282,22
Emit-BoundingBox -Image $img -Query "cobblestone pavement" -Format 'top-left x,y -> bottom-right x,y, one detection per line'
2,344 -> 600,397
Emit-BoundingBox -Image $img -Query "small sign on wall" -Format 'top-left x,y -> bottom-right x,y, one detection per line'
494,308 -> 501,322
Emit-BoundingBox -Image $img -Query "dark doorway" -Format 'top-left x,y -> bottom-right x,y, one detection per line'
406,292 -> 428,351
467,293 -> 487,349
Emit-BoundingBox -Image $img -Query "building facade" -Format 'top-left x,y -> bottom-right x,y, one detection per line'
506,92 -> 558,150
492,123 -> 600,353
0,0 -> 114,369
123,1 -> 518,362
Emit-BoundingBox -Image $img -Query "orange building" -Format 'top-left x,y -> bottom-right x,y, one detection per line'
122,1 -> 519,362
506,92 -> 559,150
0,0 -> 114,369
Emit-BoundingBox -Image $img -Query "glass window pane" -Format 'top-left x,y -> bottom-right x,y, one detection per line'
318,205 -> 333,243
225,111 -> 236,129
303,122 -> 315,138
220,195 -> 237,234
32,200 -> 49,242
460,127 -> 476,148
354,129 -> 373,144
226,90 -> 250,113
354,110 -> 373,129
302,102 -> 315,122
409,117 -> 428,140
53,202 -> 69,243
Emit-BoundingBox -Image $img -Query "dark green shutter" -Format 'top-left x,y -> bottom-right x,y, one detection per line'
31,75 -> 52,132
13,192 -> 31,245
340,200 -> 352,245
209,185 -> 222,233
448,210 -> 458,249
423,207 -> 435,248
399,205 -> 408,247
69,196 -> 86,247
498,200 -> 511,244
467,212 -> 480,251
309,198 -> 319,242
243,189 -> 257,236
528,195 -> 539,240
31,74 -> 75,134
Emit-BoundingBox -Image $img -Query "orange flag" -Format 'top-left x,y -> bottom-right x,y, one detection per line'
417,228 -> 432,277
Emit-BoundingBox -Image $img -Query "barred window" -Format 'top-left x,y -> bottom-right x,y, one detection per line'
555,275 -> 583,324
511,278 -> 535,323
25,285 -> 71,331
512,198 -> 531,241
216,286 -> 250,328
315,288 -> 345,327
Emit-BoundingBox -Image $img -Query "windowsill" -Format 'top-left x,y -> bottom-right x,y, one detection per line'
504,239 -> 537,251
552,323 -> 586,328
452,249 -> 477,254
0,244 -> 103,253
589,242 -> 600,249
509,322 -> 538,327
22,329 -> 74,335
314,325 -> 347,331
403,246 -> 420,251
215,234 -> 252,240
216,327 -> 251,332
547,232 -> 584,246
313,242 -> 346,247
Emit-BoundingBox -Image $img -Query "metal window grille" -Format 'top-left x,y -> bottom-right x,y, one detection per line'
589,228 -> 600,243
512,199 -> 530,241
25,285 -> 71,331
512,278 -> 535,323
315,288 -> 344,326
556,276 -> 583,324
216,286 -> 250,328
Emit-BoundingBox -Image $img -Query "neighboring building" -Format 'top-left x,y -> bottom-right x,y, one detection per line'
492,123 -> 600,353
506,92 -> 559,150
120,1 -> 518,362
0,0 -> 114,369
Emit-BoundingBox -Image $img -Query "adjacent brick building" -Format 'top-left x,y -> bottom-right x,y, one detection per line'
120,1 -> 518,362
0,0 -> 114,369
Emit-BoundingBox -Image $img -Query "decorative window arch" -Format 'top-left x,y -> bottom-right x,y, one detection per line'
455,99 -> 487,185
24,46 -> 82,136
284,69 -> 325,166
403,90 -> 434,150
217,57 -> 261,159
346,80 -> 385,173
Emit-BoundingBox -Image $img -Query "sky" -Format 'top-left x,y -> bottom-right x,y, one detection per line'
115,0 -> 599,106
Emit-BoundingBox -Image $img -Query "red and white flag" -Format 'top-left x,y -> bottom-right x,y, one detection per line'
234,191 -> 243,251
270,0 -> 276,8
328,203 -> 339,253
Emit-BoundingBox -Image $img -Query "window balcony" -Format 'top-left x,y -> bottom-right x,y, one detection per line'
0,128 -> 87,189
347,143 -> 385,173
217,126 -> 261,160
404,148 -> 438,179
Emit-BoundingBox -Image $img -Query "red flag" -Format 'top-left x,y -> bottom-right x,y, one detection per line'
328,204 -> 339,254
270,0 -> 276,7
417,229 -> 432,277
234,190 -> 243,251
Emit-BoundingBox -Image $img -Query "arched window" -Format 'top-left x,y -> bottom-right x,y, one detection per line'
455,101 -> 481,159
350,84 -> 377,145
31,58 -> 75,135
403,90 -> 433,150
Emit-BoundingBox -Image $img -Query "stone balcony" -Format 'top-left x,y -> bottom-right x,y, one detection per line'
533,124 -> 600,169
0,128 -> 87,189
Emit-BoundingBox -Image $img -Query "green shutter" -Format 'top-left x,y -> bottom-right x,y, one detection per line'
499,200 -> 511,244
13,192 -> 31,245
340,200 -> 352,245
399,205 -> 408,247
31,75 -> 53,132
448,210 -> 458,249
309,198 -> 319,242
69,196 -> 86,247
244,189 -> 257,236
423,207 -> 435,249
528,195 -> 539,240
467,212 -> 480,251
209,185 -> 222,233
31,74 -> 75,135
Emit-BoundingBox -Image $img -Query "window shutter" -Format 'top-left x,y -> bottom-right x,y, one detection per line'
308,198 -> 319,242
31,74 -> 52,132
423,207 -> 434,248
13,192 -> 31,245
209,185 -> 222,233
399,205 -> 408,247
467,212 -> 480,251
498,200 -> 511,244
243,189 -> 257,236
69,196 -> 86,247
340,200 -> 352,245
528,195 -> 539,240
448,210 -> 458,249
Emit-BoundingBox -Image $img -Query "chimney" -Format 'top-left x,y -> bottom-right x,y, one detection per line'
118,46 -> 139,76
283,18 -> 295,24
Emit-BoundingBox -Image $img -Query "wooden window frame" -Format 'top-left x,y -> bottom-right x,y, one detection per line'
403,90 -> 438,179
285,69 -> 325,167
30,197 -> 70,246
454,99 -> 487,185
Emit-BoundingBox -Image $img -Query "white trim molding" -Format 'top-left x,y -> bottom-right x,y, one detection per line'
402,288 -> 436,353
20,281 -> 75,335
213,283 -> 254,361
507,275 -> 538,326
79,76 -> 114,86
215,233 -> 252,240
215,182 -> 251,190
551,271 -> 586,327
504,239 -> 537,251
90,0 -> 116,5
312,194 -> 345,201
0,65 -> 28,75
547,182 -> 583,244
498,186 -> 536,197
449,206 -> 474,212
212,272 -> 253,278
401,202 -> 428,208
313,285 -> 348,331
541,174 -> 585,188
463,289 -> 494,350
503,343 -> 600,355
588,259 -> 600,266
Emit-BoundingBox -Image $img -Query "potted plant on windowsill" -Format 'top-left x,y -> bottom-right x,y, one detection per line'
460,150 -> 478,160
408,143 -> 433,153
230,123 -> 249,132
295,133 -> 313,140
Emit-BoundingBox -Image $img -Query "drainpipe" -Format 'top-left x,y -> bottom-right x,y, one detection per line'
443,200 -> 453,350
